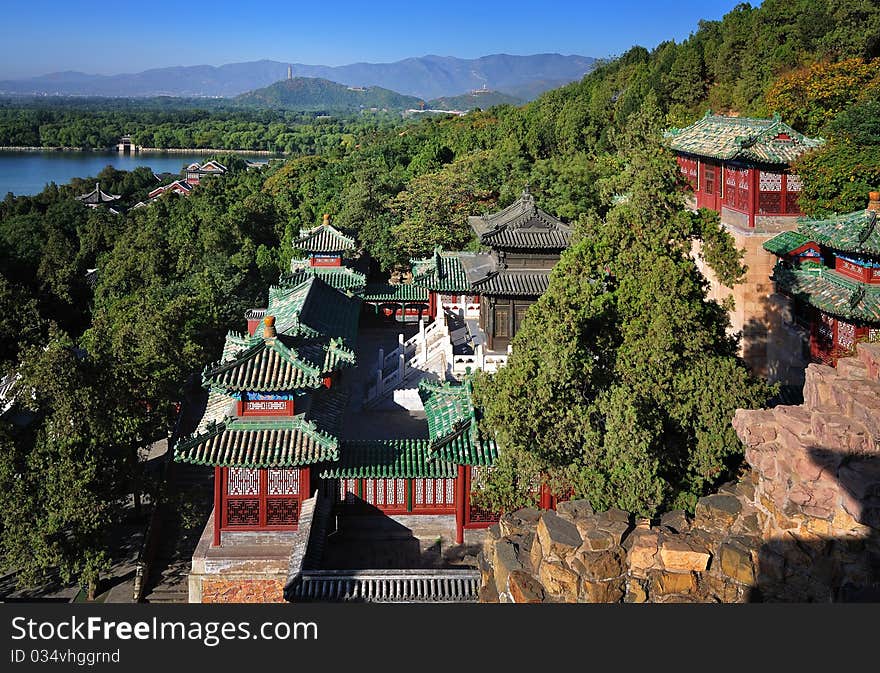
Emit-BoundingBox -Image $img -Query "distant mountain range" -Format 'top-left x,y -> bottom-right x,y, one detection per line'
0,54 -> 596,101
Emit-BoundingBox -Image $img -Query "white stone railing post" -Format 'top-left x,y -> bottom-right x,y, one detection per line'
476,343 -> 484,371
377,347 -> 384,372
398,352 -> 405,382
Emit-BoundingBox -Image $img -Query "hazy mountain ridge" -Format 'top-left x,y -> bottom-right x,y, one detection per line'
0,54 -> 596,101
427,90 -> 524,110
235,78 -> 425,111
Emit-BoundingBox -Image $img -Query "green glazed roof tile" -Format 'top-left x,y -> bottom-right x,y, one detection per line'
763,230 -> 813,256
319,439 -> 457,479
772,264 -> 880,322
797,209 -> 880,257
362,283 -> 429,302
411,247 -> 472,293
293,223 -> 355,254
665,112 -> 823,165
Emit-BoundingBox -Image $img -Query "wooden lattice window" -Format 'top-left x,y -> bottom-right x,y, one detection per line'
703,164 -> 715,195
223,467 -> 301,529
413,478 -> 455,510
837,320 -> 856,352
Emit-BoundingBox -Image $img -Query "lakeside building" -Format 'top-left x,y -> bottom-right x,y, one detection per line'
665,112 -> 824,386
185,160 -> 227,186
763,192 -> 880,370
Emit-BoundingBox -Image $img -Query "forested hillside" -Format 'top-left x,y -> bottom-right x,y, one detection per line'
1,0 -> 878,589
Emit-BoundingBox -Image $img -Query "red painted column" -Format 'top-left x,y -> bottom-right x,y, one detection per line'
455,465 -> 466,544
213,466 -> 222,546
301,467 -> 311,499
749,167 -> 758,228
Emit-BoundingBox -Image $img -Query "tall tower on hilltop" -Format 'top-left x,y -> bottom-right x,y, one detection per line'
287,64 -> 292,80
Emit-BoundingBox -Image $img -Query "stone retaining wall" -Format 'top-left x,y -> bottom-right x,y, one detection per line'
478,343 -> 880,602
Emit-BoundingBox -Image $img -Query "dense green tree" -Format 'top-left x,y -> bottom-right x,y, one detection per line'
0,329 -> 142,597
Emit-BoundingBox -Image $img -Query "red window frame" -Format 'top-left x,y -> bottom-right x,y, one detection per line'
221,467 -> 301,530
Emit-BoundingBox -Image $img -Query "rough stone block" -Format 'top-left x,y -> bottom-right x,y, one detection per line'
571,547 -> 626,581
857,342 -> 880,381
555,499 -> 594,524
647,570 -> 697,597
659,509 -> 691,534
595,519 -> 632,546
536,511 -> 582,560
493,538 -> 524,596
579,578 -> 625,603
624,578 -> 648,603
719,542 -> 756,586
627,529 -> 660,577
499,507 -> 541,537
508,570 -> 545,603
538,561 -> 579,602
694,494 -> 743,531
658,537 -> 711,573
579,526 -> 617,551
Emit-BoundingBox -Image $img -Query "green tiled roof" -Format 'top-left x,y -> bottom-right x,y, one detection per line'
665,112 -> 823,165
411,247 -> 472,293
772,265 -> 880,322
283,265 -> 366,293
418,378 -> 498,467
361,283 -> 429,302
429,431 -> 498,466
203,333 -> 355,394
797,209 -> 880,257
293,223 -> 356,254
267,276 -> 361,345
420,378 -> 473,442
319,439 -> 457,479
174,416 -> 339,468
763,230 -> 813,256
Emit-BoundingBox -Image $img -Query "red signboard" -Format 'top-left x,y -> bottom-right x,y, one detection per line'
241,399 -> 294,416
311,256 -> 342,267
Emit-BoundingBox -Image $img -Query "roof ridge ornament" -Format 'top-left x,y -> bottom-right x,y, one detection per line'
859,209 -> 877,247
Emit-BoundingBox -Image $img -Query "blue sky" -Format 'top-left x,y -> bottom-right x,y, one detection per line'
1,0 -> 745,79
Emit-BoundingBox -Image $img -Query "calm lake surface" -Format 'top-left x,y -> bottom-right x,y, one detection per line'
0,151 -> 270,196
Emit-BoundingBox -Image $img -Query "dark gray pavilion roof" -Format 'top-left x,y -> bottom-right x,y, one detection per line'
76,182 -> 120,204
469,187 -> 572,250
470,270 -> 550,297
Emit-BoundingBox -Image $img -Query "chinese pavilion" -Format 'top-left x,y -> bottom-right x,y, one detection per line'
665,112 -> 824,379
411,247 -> 479,320
764,193 -> 880,367
464,186 -> 572,351
174,274 -> 361,544
76,182 -> 120,208
287,214 -> 367,294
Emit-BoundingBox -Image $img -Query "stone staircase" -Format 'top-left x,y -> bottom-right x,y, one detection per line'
364,313 -> 454,408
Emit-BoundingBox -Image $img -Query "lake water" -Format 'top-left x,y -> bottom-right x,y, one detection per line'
0,150 -> 271,197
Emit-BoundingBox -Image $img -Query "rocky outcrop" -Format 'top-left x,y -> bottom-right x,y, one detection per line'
478,343 -> 880,603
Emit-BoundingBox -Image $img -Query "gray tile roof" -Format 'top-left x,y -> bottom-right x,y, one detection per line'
470,270 -> 550,296
469,188 -> 571,250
